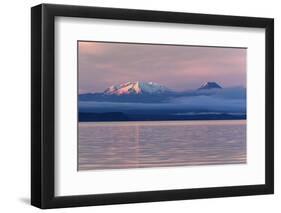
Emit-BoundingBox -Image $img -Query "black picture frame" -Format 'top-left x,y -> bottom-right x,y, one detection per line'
31,3 -> 274,209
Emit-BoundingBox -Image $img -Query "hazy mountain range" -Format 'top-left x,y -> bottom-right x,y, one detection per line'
79,81 -> 246,122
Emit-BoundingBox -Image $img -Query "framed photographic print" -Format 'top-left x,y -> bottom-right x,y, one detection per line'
31,3 -> 274,209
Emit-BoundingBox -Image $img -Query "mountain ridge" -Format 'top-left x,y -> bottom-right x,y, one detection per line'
82,81 -> 223,96
103,81 -> 172,95
78,81 -> 242,103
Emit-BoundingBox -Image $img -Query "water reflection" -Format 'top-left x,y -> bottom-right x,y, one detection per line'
78,120 -> 246,170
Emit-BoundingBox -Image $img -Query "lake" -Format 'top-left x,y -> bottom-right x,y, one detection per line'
78,120 -> 246,171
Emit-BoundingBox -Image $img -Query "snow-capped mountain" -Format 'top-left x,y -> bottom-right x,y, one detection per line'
197,82 -> 222,90
104,81 -> 172,95
79,81 -> 174,103
79,81 -> 232,103
79,81 -> 246,121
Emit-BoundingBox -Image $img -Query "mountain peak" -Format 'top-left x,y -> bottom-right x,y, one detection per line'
198,82 -> 222,90
104,81 -> 171,95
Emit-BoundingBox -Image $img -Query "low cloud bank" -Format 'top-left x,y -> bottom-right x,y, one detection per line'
79,87 -> 246,114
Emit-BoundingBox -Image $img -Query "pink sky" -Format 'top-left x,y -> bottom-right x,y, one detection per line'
78,41 -> 246,93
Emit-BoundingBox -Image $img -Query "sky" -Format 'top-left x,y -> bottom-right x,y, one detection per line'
78,41 -> 246,94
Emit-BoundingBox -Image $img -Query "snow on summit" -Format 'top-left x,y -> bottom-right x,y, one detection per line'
197,82 -> 222,90
104,81 -> 171,95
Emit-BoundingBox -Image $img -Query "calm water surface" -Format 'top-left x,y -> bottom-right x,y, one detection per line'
78,120 -> 246,170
